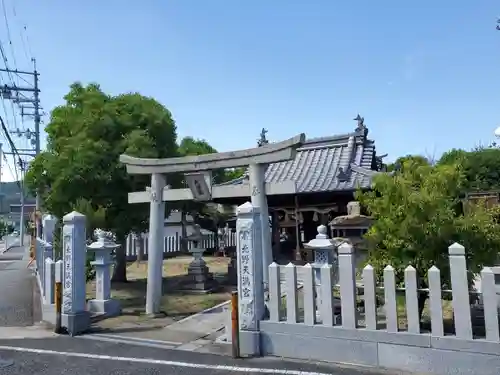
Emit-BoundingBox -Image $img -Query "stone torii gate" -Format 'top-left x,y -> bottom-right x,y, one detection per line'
120,134 -> 305,315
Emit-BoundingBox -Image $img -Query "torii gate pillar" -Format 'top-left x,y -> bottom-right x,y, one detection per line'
146,173 -> 166,314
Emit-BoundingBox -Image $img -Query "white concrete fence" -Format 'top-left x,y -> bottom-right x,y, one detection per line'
267,242 -> 500,342
125,231 -> 237,261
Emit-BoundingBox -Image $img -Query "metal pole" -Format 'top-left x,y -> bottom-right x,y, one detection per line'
0,143 -> 2,214
33,58 -> 42,238
55,260 -> 63,334
231,291 -> 240,358
19,184 -> 25,246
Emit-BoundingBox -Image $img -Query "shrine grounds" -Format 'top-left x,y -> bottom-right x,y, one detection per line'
85,255 -> 232,330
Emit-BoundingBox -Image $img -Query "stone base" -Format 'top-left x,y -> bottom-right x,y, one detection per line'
239,330 -> 260,357
226,256 -> 237,285
87,298 -> 122,317
180,262 -> 218,293
178,282 -> 219,294
62,310 -> 91,336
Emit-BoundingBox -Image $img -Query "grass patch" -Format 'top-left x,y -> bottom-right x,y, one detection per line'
86,256 -> 232,328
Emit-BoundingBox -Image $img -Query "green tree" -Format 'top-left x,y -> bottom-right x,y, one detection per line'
24,82 -> 179,282
439,147 -> 500,191
386,154 -> 431,172
356,158 -> 500,317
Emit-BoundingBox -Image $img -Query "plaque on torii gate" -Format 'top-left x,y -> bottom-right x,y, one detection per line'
120,134 -> 305,315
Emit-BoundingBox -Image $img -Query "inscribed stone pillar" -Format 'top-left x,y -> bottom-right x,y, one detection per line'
146,173 -> 166,315
61,211 -> 90,336
236,202 -> 265,356
248,163 -> 272,286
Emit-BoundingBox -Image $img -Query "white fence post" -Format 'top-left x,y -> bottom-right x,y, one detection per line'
338,243 -> 357,329
405,265 -> 420,334
285,263 -> 298,323
448,243 -> 472,340
428,266 -> 444,337
480,267 -> 500,342
362,265 -> 377,330
44,257 -> 55,303
268,262 -> 282,322
303,263 -> 316,325
320,264 -> 335,326
384,265 -> 398,332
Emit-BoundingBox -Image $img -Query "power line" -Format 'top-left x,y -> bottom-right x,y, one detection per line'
10,1 -> 32,61
0,114 -> 21,189
1,0 -> 18,81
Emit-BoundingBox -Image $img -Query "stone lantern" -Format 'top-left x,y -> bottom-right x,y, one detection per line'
304,225 -> 340,322
183,224 -> 217,292
86,229 -> 121,317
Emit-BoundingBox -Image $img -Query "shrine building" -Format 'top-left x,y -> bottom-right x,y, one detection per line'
213,116 -> 386,261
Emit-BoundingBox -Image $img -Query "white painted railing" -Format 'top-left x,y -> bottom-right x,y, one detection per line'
125,232 -> 236,260
267,242 -> 500,342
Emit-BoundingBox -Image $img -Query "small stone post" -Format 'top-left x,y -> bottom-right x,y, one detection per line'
448,243 -> 472,340
44,257 -> 55,303
43,241 -> 53,262
61,211 -> 90,336
42,215 -> 57,244
86,229 -> 122,317
304,225 -> 338,322
236,202 -> 265,357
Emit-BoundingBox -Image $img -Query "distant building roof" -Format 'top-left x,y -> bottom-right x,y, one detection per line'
218,123 -> 383,193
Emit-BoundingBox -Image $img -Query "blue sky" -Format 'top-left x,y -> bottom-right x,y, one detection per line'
1,1 -> 500,181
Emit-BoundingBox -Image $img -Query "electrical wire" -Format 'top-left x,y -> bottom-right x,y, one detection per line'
0,114 -> 21,188
1,0 -> 17,84
10,1 -> 32,62
0,0 -> 39,183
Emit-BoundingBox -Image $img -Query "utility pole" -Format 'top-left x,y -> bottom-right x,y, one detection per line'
0,58 -> 42,238
19,180 -> 24,246
18,159 -> 28,246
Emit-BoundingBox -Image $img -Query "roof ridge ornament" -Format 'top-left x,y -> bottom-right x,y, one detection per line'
353,114 -> 368,137
337,167 -> 350,182
257,128 -> 269,147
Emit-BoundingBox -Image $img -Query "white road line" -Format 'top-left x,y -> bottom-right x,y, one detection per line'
0,345 -> 332,375
83,333 -> 182,346
78,335 -> 179,350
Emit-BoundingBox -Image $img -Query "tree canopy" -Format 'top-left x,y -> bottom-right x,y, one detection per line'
438,147 -> 500,191
25,82 -> 179,281
356,157 -> 500,314
25,82 -> 247,281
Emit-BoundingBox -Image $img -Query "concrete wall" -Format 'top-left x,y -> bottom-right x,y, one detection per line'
257,241 -> 500,375
260,321 -> 500,375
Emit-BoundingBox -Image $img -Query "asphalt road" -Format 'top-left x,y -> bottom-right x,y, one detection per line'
0,245 -> 36,327
0,337 -> 402,375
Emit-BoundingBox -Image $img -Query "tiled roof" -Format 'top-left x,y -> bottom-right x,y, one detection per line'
218,126 -> 381,193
